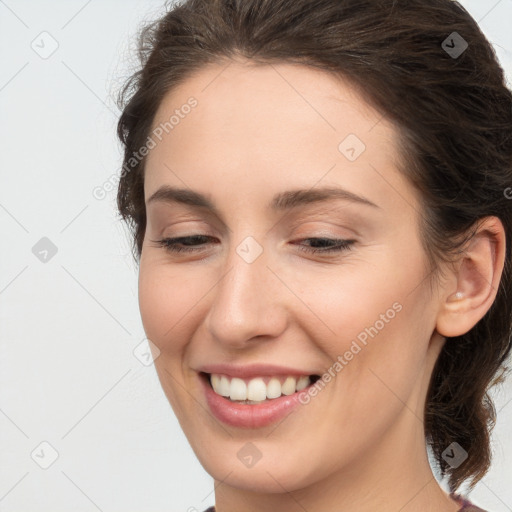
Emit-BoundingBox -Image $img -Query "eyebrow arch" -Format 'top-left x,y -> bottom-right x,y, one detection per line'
146,185 -> 380,213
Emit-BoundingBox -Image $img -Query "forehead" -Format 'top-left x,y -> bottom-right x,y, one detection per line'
144,59 -> 415,215
150,59 -> 393,141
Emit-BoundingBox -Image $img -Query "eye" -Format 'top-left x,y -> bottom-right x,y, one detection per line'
151,235 -> 355,255
151,235 -> 215,253
293,237 -> 355,254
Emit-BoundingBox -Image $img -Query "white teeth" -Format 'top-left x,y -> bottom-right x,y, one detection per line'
266,377 -> 282,399
247,378 -> 267,401
229,378 -> 247,401
296,375 -> 310,391
218,376 -> 230,397
211,374 -> 230,397
211,374 -> 220,392
281,376 -> 296,395
209,373 -> 312,402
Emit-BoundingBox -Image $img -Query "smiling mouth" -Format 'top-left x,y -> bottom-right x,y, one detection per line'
201,372 -> 321,404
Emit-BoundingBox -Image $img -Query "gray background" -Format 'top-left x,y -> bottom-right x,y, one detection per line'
0,1 -> 511,510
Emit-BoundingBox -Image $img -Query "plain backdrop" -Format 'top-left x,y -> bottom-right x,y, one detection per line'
1,1 -> 511,511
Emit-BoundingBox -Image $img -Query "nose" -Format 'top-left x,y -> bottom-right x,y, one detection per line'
204,239 -> 288,349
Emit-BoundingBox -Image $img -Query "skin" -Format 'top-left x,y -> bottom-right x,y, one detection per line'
138,58 -> 505,512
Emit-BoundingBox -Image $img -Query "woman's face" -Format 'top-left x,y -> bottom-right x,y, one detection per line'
139,60 -> 448,493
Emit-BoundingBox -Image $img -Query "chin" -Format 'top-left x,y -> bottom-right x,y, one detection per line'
194,443 -> 325,494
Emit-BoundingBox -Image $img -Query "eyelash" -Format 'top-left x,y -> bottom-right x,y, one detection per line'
151,235 -> 355,255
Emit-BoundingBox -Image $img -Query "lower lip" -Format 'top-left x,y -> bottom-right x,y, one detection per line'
200,373 -> 310,429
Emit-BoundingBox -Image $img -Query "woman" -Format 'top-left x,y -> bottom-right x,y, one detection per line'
115,0 -> 512,510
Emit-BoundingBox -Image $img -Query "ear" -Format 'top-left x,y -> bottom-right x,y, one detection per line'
436,216 -> 506,338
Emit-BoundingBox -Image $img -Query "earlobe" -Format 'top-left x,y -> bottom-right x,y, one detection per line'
436,216 -> 506,339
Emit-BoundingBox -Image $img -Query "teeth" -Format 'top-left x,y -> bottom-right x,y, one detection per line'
296,375 -> 310,391
219,376 -> 230,397
266,377 -> 281,399
230,378 -> 247,401
247,378 -> 266,401
210,374 -> 230,397
209,373 -> 312,402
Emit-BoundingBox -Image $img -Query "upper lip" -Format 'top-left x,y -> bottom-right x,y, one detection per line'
197,363 -> 319,379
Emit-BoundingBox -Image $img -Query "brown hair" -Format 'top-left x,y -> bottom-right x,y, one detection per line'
116,0 -> 512,493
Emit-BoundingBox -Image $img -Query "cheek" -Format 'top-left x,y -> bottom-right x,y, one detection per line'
137,261 -> 200,420
302,246 -> 434,399
290,258 -> 407,355
138,262 -> 192,352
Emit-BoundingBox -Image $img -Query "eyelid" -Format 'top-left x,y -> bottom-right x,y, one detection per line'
146,206 -> 228,234
149,207 -> 364,236
290,226 -> 360,242
151,234 -> 356,257
156,222 -> 218,239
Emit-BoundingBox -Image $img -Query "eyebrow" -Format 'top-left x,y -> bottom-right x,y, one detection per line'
146,185 -> 380,214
